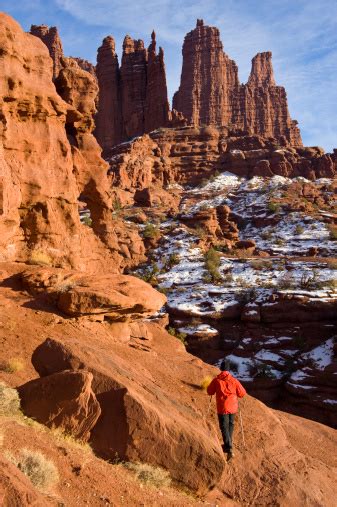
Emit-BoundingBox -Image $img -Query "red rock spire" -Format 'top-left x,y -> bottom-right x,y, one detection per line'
173,21 -> 302,146
95,36 -> 123,151
30,24 -> 64,79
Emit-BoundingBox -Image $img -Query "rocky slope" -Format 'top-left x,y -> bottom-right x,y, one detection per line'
126,167 -> 337,427
1,262 -> 336,506
173,20 -> 302,147
1,10 -> 337,507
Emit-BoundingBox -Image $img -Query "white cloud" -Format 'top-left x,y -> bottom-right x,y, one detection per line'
54,0 -> 337,150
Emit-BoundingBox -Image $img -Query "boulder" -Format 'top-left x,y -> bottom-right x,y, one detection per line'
19,370 -> 101,441
31,333 -> 225,494
21,267 -> 166,320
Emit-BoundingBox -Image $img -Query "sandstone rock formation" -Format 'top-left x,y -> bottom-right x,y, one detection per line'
19,370 -> 101,441
173,20 -> 302,146
21,266 -> 166,320
108,126 -> 336,196
95,31 -> 171,155
30,24 -> 64,79
1,14 -> 145,272
30,333 -> 224,495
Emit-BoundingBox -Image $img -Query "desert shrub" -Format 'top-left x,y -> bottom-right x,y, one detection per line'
112,197 -> 122,212
274,237 -> 285,246
82,215 -> 92,227
142,223 -> 160,240
192,226 -> 207,240
8,449 -> 59,489
204,248 -> 222,282
29,250 -> 52,266
166,253 -> 180,268
124,462 -> 171,488
167,327 -> 187,345
250,259 -> 273,271
236,287 -> 257,304
328,224 -> 337,240
300,270 -> 324,290
278,272 -> 295,290
223,271 -> 234,285
267,201 -> 280,214
56,280 -> 77,293
0,358 -> 24,374
0,382 -> 21,416
326,278 -> 337,290
135,263 -> 159,287
294,224 -> 304,235
261,229 -> 274,240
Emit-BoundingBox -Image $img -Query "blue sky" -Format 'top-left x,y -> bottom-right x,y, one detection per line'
1,0 -> 337,151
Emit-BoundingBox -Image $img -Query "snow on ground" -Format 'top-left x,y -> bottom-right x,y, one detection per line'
134,171 -> 336,387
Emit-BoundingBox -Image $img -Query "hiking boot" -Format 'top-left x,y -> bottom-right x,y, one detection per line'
227,449 -> 235,459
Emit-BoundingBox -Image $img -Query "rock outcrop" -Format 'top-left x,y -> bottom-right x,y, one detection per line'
30,332 -> 224,495
1,14 -> 145,271
108,127 -> 336,197
95,32 -> 171,155
21,266 -> 166,320
173,20 -> 302,146
19,370 -> 101,441
30,24 -> 64,79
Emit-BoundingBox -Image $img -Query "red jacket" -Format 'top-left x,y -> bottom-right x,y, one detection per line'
207,371 -> 246,414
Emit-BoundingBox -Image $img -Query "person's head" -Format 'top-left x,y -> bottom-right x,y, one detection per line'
220,359 -> 230,372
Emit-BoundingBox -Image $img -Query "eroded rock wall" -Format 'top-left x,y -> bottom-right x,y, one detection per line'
0,14 -> 144,271
173,20 -> 302,147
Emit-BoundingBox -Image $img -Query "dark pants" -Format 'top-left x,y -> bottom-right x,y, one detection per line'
218,413 -> 235,451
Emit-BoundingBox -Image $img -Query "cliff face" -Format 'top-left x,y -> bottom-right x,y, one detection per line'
30,24 -> 64,79
173,19 -> 239,127
1,14 -> 145,271
95,32 -> 170,155
173,20 -> 302,146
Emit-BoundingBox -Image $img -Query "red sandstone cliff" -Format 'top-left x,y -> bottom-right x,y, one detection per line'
1,14 -> 144,271
95,36 -> 123,150
30,24 -> 64,79
173,20 -> 302,147
95,32 -> 171,154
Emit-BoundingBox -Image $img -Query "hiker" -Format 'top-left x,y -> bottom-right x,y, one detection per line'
207,359 -> 246,458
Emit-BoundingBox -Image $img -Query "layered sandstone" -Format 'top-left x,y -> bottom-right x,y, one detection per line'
0,14 -> 144,271
173,20 -> 302,146
173,19 -> 239,127
108,127 -> 335,199
95,32 -> 170,155
30,24 -> 64,79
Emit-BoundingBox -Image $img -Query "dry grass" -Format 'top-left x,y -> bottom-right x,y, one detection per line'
124,462 -> 171,488
0,357 -> 25,373
29,250 -> 52,266
328,224 -> 337,241
200,376 -> 212,391
0,382 -> 21,416
7,448 -> 59,489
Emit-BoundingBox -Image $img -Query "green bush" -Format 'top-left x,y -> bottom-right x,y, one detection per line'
168,327 -> 187,345
204,248 -> 222,282
143,223 -> 160,240
328,224 -> 337,240
267,201 -> 280,214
